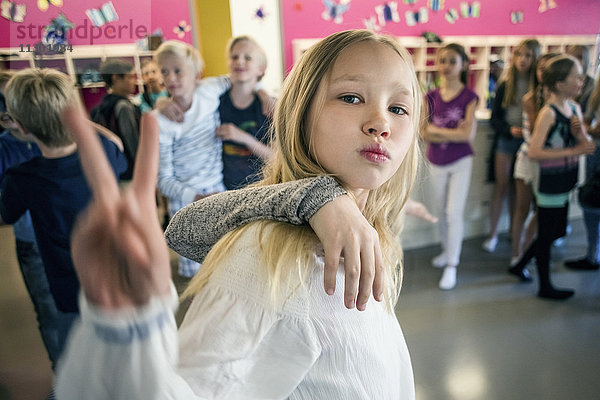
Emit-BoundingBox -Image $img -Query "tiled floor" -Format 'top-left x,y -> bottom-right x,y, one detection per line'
1,218 -> 598,400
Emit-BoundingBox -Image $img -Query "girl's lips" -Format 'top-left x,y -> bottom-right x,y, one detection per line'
360,143 -> 390,163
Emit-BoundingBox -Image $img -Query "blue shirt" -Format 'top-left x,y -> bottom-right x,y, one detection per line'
218,90 -> 270,190
0,135 -> 126,312
0,131 -> 41,242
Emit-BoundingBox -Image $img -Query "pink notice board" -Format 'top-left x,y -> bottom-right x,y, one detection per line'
282,0 -> 600,71
1,0 -> 194,48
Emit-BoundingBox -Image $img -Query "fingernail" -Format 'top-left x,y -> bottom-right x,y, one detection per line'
347,299 -> 355,309
358,302 -> 367,311
326,287 -> 334,295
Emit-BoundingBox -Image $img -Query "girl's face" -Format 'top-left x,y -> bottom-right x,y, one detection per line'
437,49 -> 465,80
559,62 -> 584,99
308,41 -> 415,207
228,40 -> 265,84
159,55 -> 198,98
141,62 -> 163,90
513,46 -> 535,73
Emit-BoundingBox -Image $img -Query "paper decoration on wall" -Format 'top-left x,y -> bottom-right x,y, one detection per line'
1,0 -> 26,22
42,13 -> 73,47
403,0 -> 417,3
255,6 -> 267,20
422,31 -> 442,43
375,2 -> 400,27
538,0 -> 557,13
510,10 -> 523,24
405,7 -> 428,26
294,2 -> 302,11
460,2 -> 480,18
445,7 -> 458,23
363,15 -> 381,32
322,0 -> 351,24
38,0 -> 62,12
85,1 -> 118,27
428,0 -> 443,11
173,20 -> 191,39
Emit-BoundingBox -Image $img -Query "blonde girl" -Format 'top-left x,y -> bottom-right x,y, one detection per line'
422,43 -> 478,290
510,52 -> 559,272
217,35 -> 273,189
56,30 -> 423,399
154,40 -> 231,277
484,39 -> 541,253
509,55 -> 595,299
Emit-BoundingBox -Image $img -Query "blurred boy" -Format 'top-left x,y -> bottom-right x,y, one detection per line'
0,68 -> 126,363
92,59 -> 141,180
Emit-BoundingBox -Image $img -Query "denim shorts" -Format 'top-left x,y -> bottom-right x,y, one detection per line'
496,135 -> 524,156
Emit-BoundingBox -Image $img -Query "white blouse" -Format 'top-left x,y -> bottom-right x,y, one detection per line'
56,224 -> 414,399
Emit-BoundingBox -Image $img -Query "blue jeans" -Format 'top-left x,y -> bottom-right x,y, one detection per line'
16,239 -> 78,370
582,207 -> 600,264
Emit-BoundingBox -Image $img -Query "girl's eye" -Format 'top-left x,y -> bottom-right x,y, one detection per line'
389,106 -> 407,115
340,95 -> 360,104
161,69 -> 168,76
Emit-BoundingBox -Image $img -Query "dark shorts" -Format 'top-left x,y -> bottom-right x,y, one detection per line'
496,135 -> 524,156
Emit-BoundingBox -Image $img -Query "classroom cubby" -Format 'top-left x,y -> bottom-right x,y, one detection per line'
293,34 -> 598,117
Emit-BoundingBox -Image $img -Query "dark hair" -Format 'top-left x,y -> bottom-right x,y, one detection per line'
542,55 -> 577,93
99,59 -> 134,88
439,43 -> 470,85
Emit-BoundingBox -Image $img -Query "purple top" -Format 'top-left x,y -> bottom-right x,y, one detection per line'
426,87 -> 479,166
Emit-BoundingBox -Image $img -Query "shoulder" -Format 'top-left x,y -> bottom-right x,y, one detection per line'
462,87 -> 479,102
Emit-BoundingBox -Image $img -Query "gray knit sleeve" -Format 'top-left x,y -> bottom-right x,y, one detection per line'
164,176 -> 347,263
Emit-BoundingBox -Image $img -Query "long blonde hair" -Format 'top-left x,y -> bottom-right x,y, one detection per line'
502,39 -> 541,108
184,30 -> 424,308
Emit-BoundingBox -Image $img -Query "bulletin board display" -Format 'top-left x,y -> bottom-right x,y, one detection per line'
282,0 -> 600,71
0,0 -> 195,49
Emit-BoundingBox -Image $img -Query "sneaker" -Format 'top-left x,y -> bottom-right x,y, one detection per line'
553,237 -> 565,247
431,253 -> 447,268
564,258 -> 600,271
482,236 -> 498,253
439,266 -> 457,290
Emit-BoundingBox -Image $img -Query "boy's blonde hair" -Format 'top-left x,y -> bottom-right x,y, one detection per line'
0,70 -> 14,88
5,68 -> 76,147
154,40 -> 204,77
185,30 -> 424,308
226,35 -> 267,80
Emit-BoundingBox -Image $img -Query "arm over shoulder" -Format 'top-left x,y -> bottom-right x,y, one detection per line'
165,176 -> 346,263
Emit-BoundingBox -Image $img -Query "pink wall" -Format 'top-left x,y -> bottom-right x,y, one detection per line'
1,0 -> 193,48
282,0 -> 600,71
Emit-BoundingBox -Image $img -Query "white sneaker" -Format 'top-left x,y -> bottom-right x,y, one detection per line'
482,236 -> 498,253
431,253 -> 447,268
439,266 -> 457,290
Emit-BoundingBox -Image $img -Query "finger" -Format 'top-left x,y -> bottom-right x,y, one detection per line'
132,113 -> 160,206
355,245 -> 374,311
323,243 -> 340,296
60,103 -> 119,204
343,243 -> 360,310
372,243 -> 385,302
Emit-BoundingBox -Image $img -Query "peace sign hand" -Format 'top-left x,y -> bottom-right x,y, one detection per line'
63,104 -> 171,310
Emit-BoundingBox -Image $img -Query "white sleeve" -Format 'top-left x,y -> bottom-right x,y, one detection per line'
157,117 -> 196,204
55,285 -> 202,400
56,280 -> 321,399
198,75 -> 231,98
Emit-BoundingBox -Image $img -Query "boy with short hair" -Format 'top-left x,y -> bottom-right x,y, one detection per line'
0,68 -> 126,361
92,58 -> 141,179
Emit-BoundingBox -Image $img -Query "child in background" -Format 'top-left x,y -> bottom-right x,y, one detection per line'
564,71 -> 600,270
154,40 -> 231,278
511,52 -> 559,273
422,43 -> 478,290
509,55 -> 595,299
0,69 -> 127,365
92,59 -> 141,180
137,59 -> 168,113
217,36 -> 273,189
566,45 -> 594,113
484,39 -> 541,253
56,30 -> 423,399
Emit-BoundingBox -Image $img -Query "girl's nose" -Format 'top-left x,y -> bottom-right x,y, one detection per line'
362,109 -> 391,138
